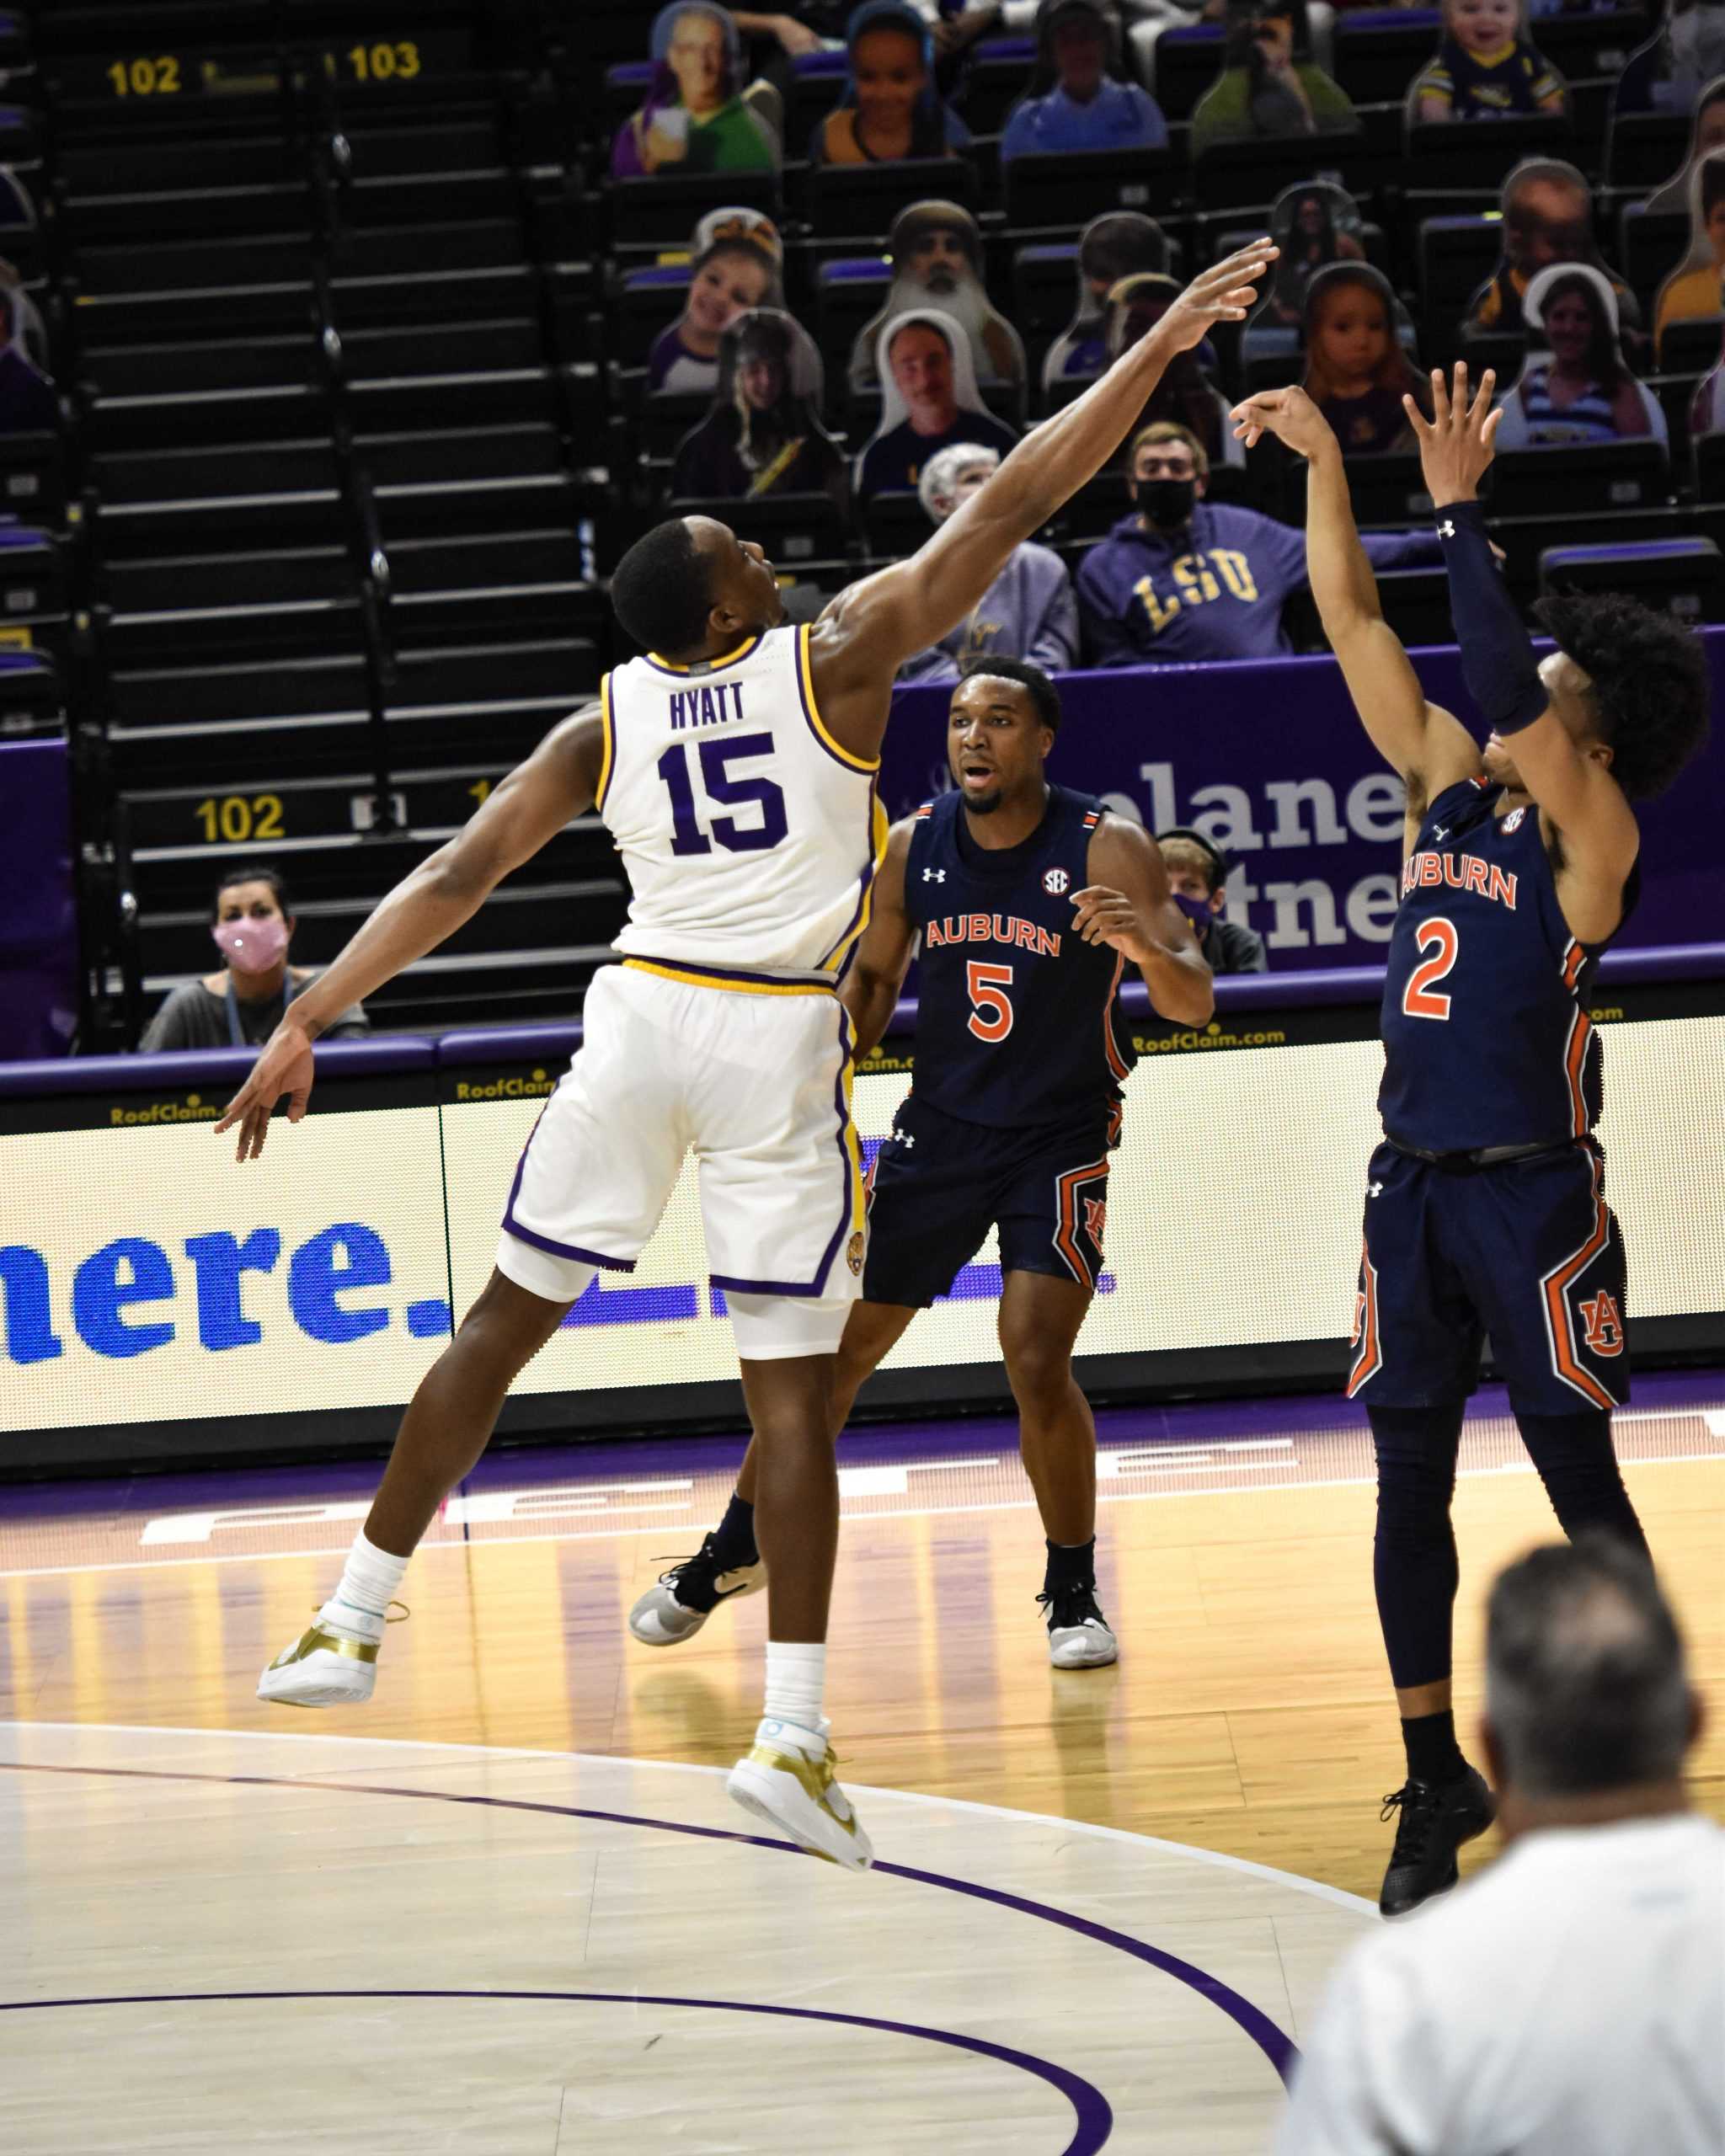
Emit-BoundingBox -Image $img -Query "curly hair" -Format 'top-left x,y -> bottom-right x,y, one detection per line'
1532,591 -> 1712,799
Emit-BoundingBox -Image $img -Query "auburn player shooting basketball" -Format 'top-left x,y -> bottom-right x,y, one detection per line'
1231,368 -> 1711,1915
215,240 -> 1277,1874
629,655 -> 1210,1672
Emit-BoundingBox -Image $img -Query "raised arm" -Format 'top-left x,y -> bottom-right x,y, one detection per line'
1231,384 -> 1481,832
839,819 -> 917,1060
809,241 -> 1277,752
215,702 -> 606,1160
1076,816 -> 1214,1027
1407,364 -> 1640,905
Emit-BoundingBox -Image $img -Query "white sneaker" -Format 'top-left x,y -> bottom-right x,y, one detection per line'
1039,1583 -> 1119,1669
628,1535 -> 765,1647
257,1603 -> 393,1708
726,1721 -> 873,1871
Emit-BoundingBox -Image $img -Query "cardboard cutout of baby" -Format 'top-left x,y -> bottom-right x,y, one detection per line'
1645,73 -> 1725,214
854,308 -> 1020,501
1188,0 -> 1357,157
848,200 -> 1028,408
1001,0 -> 1169,162
1300,264 -> 1426,456
1044,211 -> 1170,390
1495,263 -> 1669,447
1461,159 -> 1640,339
1654,143 -> 1725,356
611,3 -> 780,179
647,208 -> 785,397
672,308 -> 848,506
1613,0 -> 1725,118
1407,0 -> 1567,124
1243,179 -> 1367,360
1103,273 -> 1244,469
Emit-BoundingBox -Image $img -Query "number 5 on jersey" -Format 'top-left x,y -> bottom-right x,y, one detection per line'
967,961 -> 1014,1043
1402,916 -> 1459,1021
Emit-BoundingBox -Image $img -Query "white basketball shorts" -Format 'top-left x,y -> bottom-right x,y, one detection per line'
494,961 -> 866,1358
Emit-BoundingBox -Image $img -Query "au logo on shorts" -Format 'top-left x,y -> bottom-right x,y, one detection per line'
1084,1196 -> 1107,1251
1043,867 -> 1070,895
1579,1289 -> 1625,1355
846,1230 -> 866,1276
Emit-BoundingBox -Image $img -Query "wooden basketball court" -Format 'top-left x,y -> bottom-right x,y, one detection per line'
3,1380 -> 1721,2150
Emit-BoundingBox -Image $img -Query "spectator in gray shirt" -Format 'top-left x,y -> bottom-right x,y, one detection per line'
896,442 -> 1079,682
140,865 -> 370,1052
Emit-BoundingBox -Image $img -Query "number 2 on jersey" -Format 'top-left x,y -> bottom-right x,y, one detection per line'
656,732 -> 788,857
1402,916 -> 1459,1020
967,961 -> 1015,1043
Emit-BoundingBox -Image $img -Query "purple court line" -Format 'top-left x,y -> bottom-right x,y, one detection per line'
0,1988 -> 1114,2155
2,1759 -> 1299,2089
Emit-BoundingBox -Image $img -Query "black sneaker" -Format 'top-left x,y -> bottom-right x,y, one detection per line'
627,1533 -> 764,1647
1036,1582 -> 1119,1668
1378,1765 -> 1496,1916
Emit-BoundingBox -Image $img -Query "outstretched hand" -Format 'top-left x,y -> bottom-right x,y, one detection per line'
212,1020 -> 316,1163
1149,240 -> 1279,359
1229,383 -> 1335,458
1403,361 -> 1501,506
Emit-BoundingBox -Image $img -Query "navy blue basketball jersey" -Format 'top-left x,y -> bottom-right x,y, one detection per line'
904,784 -> 1135,1131
1379,776 -> 1639,1153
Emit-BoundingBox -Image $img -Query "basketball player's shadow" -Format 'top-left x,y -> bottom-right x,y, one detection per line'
625,1666 -> 749,1764
1049,1657 -> 1124,1829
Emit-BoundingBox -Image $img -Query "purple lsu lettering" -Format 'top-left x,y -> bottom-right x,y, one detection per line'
668,681 -> 747,733
924,914 -> 1061,955
1399,851 -> 1518,909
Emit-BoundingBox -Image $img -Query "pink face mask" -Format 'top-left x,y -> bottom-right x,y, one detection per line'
212,915 -> 291,972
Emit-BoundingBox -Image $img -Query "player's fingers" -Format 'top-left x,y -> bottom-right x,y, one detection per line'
213,1083 -> 252,1136
1450,360 -> 1471,428
1402,392 -> 1431,439
1482,403 -> 1503,449
1429,366 -> 1449,429
1469,366 -> 1497,424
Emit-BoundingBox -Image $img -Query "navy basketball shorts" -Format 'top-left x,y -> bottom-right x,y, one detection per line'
862,1092 -> 1116,1310
1346,1135 -> 1630,1416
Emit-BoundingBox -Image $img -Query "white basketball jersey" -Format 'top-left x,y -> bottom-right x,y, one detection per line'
599,624 -> 887,983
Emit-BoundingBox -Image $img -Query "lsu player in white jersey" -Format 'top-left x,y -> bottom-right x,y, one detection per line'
216,240 -> 1276,1870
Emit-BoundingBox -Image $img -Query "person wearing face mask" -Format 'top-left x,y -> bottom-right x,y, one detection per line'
1156,829 -> 1267,971
1075,420 -> 1438,666
139,867 -> 370,1053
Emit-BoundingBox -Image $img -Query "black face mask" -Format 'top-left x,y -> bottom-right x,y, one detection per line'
1137,477 -> 1197,527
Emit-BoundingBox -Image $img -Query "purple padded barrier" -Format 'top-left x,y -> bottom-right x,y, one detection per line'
0,1036 -> 435,1101
879,636 -> 1725,972
436,1026 -> 581,1069
0,739 -> 77,1062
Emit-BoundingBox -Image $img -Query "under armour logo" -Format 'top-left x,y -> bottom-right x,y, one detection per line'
922,867 -> 946,883
1439,520 -> 1455,539
892,1127 -> 915,1149
1366,1181 -> 1383,1197
1430,825 -> 1447,842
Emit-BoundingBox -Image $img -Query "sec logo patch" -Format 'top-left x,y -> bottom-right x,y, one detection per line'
1043,867 -> 1070,895
846,1230 -> 866,1276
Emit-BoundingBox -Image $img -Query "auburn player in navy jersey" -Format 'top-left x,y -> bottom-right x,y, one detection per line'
632,654 -> 1212,1668
1233,367 -> 1711,1916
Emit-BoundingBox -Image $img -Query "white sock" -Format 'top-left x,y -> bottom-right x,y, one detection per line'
322,1530 -> 409,1637
761,1641 -> 826,1748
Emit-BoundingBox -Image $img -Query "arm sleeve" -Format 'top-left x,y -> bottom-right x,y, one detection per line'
1359,528 -> 1443,570
1437,497 -> 1547,734
1028,567 -> 1081,672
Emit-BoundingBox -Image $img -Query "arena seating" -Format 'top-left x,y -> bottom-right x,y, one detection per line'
4,0 -> 1715,1047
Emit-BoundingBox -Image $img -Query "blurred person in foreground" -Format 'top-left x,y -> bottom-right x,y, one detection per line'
141,867 -> 370,1052
1275,1535 -> 1723,2156
897,442 -> 1078,679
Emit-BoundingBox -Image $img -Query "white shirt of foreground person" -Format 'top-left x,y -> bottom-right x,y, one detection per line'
1274,1810 -> 1725,2154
